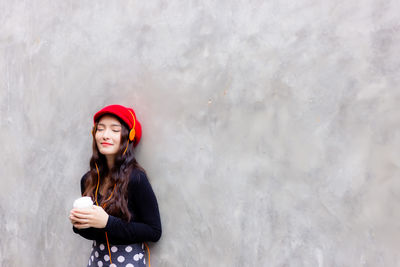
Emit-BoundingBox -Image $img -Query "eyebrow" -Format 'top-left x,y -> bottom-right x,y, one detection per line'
97,123 -> 121,127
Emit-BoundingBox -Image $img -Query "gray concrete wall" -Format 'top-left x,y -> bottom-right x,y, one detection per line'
1,0 -> 400,266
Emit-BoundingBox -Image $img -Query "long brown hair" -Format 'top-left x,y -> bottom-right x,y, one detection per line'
83,114 -> 145,222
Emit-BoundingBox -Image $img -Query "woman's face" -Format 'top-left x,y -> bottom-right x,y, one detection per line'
95,115 -> 122,157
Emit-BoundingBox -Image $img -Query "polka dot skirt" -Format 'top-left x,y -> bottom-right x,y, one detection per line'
87,241 -> 146,267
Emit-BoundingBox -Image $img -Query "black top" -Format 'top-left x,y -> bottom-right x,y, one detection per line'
72,169 -> 162,244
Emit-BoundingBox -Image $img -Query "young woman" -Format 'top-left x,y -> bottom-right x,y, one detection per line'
69,104 -> 162,267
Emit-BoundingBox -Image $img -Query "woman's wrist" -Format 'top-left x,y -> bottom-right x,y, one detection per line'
101,214 -> 109,228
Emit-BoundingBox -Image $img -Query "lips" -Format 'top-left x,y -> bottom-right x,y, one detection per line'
101,142 -> 113,146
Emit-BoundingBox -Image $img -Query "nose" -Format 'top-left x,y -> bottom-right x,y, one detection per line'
100,128 -> 112,140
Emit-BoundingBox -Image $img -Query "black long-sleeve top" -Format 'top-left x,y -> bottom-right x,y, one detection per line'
72,168 -> 162,244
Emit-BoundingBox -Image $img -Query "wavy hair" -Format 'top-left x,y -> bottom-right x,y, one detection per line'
83,114 -> 145,222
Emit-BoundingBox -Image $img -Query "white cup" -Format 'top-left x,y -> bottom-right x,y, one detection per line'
73,196 -> 94,209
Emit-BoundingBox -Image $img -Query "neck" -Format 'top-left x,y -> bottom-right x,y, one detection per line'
105,155 -> 115,170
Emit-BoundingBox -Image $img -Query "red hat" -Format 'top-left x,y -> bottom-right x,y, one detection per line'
93,104 -> 142,146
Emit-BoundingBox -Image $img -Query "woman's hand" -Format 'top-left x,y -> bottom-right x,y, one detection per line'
69,206 -> 109,229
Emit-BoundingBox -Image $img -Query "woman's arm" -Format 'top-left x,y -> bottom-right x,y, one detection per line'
72,224 -> 105,241
104,170 -> 162,243
71,172 -> 106,241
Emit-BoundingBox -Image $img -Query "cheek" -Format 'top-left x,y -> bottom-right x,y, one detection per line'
113,135 -> 121,152
113,133 -> 122,145
95,133 -> 102,143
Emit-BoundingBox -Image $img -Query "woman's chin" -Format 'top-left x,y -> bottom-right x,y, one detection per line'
99,149 -> 118,156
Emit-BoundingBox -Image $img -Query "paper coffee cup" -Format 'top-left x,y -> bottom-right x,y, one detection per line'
73,196 -> 94,209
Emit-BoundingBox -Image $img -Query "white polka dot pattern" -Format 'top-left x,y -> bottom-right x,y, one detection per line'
87,242 -> 145,266
118,255 -> 125,263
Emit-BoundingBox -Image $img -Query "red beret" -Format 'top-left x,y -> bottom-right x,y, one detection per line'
93,104 -> 142,146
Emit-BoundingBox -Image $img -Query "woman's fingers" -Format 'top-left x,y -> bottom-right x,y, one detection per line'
70,213 -> 90,224
71,210 -> 94,219
72,213 -> 91,219
69,208 -> 93,228
73,222 -> 90,229
69,206 -> 107,229
72,217 -> 90,225
72,208 -> 93,215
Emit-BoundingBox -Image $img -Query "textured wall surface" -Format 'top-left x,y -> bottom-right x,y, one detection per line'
1,0 -> 400,266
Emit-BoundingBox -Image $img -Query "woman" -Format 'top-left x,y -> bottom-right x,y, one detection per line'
69,104 -> 162,267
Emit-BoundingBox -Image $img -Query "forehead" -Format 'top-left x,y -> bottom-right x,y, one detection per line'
97,114 -> 121,126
